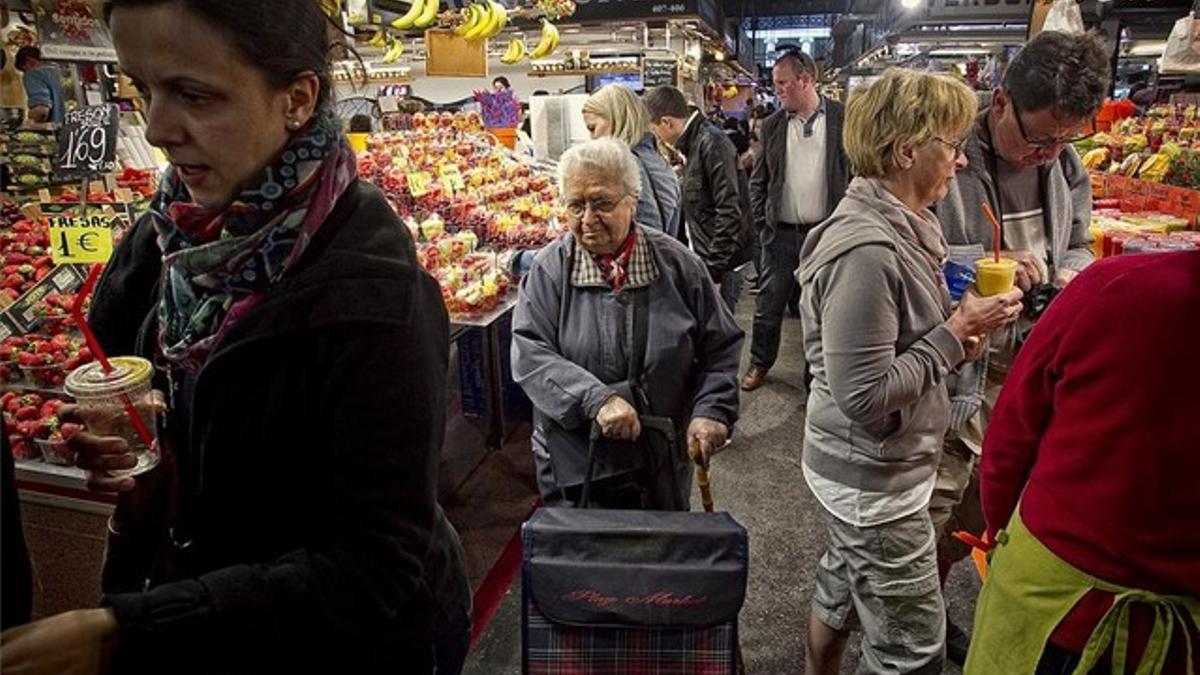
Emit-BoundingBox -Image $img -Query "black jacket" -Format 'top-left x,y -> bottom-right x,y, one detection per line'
90,180 -> 470,674
750,100 -> 851,231
675,112 -> 753,279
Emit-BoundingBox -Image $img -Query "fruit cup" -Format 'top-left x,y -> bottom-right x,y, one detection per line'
64,357 -> 160,477
973,258 -> 1019,297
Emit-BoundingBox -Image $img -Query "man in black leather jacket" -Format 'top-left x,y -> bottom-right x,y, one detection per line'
645,86 -> 753,311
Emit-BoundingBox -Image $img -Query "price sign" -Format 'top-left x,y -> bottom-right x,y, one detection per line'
642,57 -> 679,89
54,104 -> 120,180
408,171 -> 433,197
46,221 -> 115,264
439,164 -> 465,191
5,267 -> 86,333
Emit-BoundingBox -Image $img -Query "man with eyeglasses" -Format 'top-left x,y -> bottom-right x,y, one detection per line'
740,49 -> 850,393
931,30 -> 1111,666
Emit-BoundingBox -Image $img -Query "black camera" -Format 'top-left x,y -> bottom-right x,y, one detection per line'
1022,284 -> 1060,320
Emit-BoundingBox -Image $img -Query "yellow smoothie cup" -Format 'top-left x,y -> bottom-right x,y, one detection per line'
974,258 -> 1019,296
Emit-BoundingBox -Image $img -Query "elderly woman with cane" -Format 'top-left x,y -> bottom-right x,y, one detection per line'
512,138 -> 743,511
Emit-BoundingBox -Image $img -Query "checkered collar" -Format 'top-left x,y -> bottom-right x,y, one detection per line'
570,227 -> 660,289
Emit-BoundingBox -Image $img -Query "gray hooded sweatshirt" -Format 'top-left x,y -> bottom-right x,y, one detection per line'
797,178 -> 966,504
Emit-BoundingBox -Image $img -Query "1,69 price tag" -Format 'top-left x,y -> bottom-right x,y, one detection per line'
45,216 -> 114,264
54,104 -> 120,180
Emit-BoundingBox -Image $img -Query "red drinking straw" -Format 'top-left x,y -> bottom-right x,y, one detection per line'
981,201 -> 1003,263
71,264 -> 156,450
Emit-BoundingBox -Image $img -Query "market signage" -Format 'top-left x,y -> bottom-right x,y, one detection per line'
34,0 -> 118,63
642,57 -> 680,88
572,0 -> 700,22
924,0 -> 1033,19
3,266 -> 85,334
54,104 -> 120,181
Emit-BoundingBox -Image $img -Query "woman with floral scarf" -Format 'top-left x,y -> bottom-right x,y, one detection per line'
0,2 -> 469,675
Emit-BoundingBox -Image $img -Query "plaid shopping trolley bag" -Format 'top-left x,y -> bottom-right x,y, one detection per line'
520,421 -> 749,675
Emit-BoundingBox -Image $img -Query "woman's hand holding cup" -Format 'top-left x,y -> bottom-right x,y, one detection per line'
948,288 -> 1024,342
64,389 -> 167,493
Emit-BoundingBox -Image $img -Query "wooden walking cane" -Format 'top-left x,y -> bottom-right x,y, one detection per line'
690,440 -> 747,675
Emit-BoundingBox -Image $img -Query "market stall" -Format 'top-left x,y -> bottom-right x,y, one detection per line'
1078,102 -> 1200,255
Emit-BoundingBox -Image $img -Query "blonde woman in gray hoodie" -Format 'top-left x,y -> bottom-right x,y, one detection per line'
797,68 -> 1024,675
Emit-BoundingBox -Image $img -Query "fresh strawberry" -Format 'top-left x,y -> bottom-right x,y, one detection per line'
34,268 -> 49,281
0,392 -> 14,409
11,439 -> 36,460
4,397 -> 20,414
50,351 -> 66,364
35,341 -> 60,354
59,422 -> 81,439
5,252 -> 30,265
19,394 -> 43,408
1,288 -> 18,302
28,420 -> 49,439
39,400 -> 62,418
0,345 -> 14,361
17,352 -> 41,367
32,256 -> 52,269
14,406 -> 39,421
77,347 -> 91,361
50,333 -> 70,349
2,274 -> 23,289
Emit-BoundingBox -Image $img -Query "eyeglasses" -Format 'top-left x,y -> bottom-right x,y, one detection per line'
1012,103 -> 1095,150
564,194 -> 628,218
932,136 -> 967,157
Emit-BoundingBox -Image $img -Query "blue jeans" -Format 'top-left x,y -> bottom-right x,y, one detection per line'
749,225 -> 804,370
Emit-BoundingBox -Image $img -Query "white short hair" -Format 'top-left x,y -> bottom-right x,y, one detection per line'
558,138 -> 642,198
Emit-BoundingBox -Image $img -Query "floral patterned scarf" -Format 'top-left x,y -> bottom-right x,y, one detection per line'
149,108 -> 357,371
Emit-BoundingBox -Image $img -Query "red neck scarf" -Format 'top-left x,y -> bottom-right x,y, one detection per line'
590,229 -> 638,292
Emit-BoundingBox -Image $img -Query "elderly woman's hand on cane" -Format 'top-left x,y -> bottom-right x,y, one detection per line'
687,417 -> 729,469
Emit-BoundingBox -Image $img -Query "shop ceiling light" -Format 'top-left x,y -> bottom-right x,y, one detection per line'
901,0 -> 922,9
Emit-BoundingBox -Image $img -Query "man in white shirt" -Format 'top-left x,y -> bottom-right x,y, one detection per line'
742,50 -> 850,392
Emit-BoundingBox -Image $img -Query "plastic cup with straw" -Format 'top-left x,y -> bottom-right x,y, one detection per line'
63,264 -> 161,477
974,201 -> 1019,296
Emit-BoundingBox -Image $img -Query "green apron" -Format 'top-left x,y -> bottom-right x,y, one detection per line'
966,511 -> 1199,675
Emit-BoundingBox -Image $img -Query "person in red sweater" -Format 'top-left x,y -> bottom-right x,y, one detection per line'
969,250 -> 1200,674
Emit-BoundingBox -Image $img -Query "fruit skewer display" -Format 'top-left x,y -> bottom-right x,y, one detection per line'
355,111 -> 565,318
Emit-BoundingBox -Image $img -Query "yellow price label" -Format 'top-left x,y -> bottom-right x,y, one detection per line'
408,171 -> 432,197
439,164 -> 465,191
47,226 -> 114,264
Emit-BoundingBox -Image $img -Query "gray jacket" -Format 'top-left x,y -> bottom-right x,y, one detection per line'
936,117 -> 1094,277
934,116 -> 1094,429
511,226 -> 743,499
750,99 -> 851,231
632,133 -> 683,241
797,178 -> 965,494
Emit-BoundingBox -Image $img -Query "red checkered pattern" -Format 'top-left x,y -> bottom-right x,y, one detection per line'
523,599 -> 737,675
